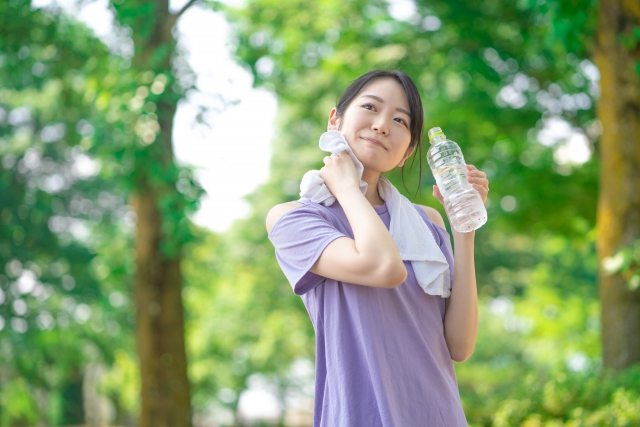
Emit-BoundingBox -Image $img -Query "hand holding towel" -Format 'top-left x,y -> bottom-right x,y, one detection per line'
300,130 -> 368,205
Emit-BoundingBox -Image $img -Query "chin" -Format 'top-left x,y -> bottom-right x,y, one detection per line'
359,158 -> 389,173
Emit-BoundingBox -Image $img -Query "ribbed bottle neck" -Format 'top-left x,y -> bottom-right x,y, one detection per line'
430,135 -> 446,144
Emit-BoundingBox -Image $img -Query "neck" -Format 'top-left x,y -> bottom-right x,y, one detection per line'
361,168 -> 385,206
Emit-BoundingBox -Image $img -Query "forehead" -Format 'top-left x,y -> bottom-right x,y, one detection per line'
358,78 -> 409,108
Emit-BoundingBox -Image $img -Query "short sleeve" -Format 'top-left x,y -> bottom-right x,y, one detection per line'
268,203 -> 347,295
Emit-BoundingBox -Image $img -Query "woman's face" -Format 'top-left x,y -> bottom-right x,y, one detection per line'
328,78 -> 414,173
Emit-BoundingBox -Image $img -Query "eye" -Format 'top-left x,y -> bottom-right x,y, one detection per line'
362,103 -> 375,111
395,117 -> 409,127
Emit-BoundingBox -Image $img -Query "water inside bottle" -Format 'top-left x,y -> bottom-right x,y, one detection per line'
427,127 -> 488,232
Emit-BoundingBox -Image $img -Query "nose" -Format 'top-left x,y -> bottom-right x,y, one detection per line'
371,115 -> 389,135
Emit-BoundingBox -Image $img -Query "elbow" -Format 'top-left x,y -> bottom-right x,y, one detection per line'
450,346 -> 475,363
363,259 -> 406,288
389,265 -> 408,288
379,261 -> 407,288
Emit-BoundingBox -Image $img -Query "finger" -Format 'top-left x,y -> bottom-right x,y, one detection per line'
432,185 -> 444,200
467,176 -> 489,187
466,168 -> 487,179
466,164 -> 478,172
472,182 -> 488,192
472,183 -> 488,203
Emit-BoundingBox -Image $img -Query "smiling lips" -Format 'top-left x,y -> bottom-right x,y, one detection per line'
362,137 -> 386,150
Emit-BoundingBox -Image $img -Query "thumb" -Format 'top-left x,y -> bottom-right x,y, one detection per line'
433,185 -> 444,203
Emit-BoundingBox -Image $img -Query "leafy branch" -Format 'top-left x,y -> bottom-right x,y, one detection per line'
602,239 -> 640,291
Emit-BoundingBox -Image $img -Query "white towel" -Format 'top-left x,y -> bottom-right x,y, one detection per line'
300,130 -> 451,297
299,130 -> 369,205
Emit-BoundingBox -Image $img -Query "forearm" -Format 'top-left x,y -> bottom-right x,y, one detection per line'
443,230 -> 478,362
335,188 -> 405,275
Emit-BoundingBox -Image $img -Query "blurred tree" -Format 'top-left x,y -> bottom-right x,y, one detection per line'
107,0 -> 206,425
594,0 -> 640,370
3,0 -> 208,424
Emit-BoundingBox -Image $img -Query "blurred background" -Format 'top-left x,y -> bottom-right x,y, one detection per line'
1,0 -> 639,425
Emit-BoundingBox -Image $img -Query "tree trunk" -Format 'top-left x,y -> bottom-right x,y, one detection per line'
128,0 -> 193,425
133,188 -> 191,427
595,0 -> 640,370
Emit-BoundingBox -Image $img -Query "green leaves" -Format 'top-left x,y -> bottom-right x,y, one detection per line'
619,26 -> 640,50
602,240 -> 640,291
0,1 -> 149,423
619,26 -> 640,76
229,0 -> 601,239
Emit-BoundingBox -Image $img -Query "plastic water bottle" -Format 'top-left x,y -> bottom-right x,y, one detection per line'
426,127 -> 487,233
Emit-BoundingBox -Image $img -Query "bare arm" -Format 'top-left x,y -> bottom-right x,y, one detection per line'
266,151 -> 406,288
431,164 -> 489,362
309,185 -> 407,288
444,230 -> 478,362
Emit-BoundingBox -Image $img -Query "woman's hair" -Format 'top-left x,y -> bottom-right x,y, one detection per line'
335,70 -> 425,193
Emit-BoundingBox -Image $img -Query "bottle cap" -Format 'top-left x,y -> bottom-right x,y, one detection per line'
427,127 -> 446,144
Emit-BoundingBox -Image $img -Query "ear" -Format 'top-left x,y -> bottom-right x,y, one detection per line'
327,108 -> 340,131
397,146 -> 415,167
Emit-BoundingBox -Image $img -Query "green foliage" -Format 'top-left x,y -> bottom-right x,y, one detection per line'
618,23 -> 640,78
227,0 -> 600,238
0,378 -> 39,426
99,349 -> 141,422
601,240 -> 640,291
453,229 -> 600,425
0,1 -> 139,423
485,365 -> 640,427
182,223 -> 314,418
619,26 -> 640,51
2,0 -> 203,423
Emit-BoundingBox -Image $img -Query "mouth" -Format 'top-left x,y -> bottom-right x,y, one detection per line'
362,137 -> 386,150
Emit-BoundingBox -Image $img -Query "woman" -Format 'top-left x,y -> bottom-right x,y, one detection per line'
266,70 -> 489,426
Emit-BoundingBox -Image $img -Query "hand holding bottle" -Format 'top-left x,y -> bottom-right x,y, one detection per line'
432,164 -> 489,205
427,127 -> 488,233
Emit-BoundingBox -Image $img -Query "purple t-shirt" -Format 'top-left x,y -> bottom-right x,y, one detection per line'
268,198 -> 467,427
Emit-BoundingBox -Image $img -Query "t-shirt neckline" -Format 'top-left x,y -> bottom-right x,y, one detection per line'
373,202 -> 388,215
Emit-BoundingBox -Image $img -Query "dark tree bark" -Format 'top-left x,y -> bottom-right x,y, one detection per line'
595,0 -> 640,370
133,189 -> 191,427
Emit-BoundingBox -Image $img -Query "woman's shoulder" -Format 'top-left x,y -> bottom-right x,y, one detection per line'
266,201 -> 304,234
415,204 -> 447,231
266,199 -> 345,235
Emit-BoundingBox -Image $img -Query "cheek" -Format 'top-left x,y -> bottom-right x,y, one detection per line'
395,140 -> 413,162
397,132 -> 412,150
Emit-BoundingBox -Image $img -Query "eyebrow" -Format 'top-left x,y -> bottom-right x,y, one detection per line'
361,94 -> 411,118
